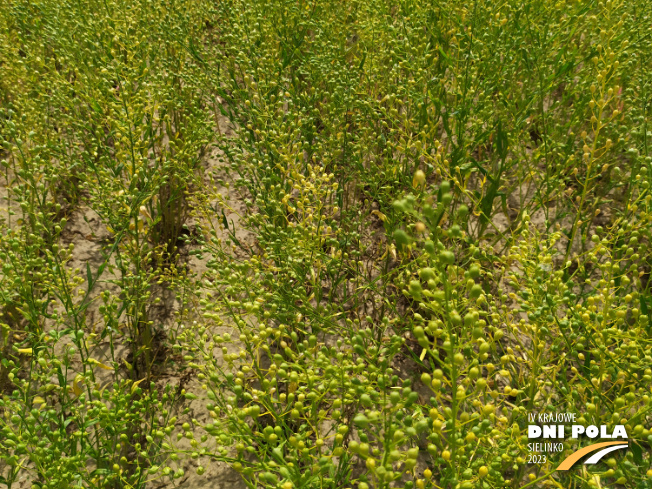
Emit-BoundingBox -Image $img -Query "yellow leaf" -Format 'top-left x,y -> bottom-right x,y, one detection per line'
33,396 -> 46,405
139,205 -> 152,220
131,378 -> 146,395
17,348 -> 33,355
420,348 -> 427,361
123,358 -> 133,371
390,244 -> 397,260
371,210 -> 387,222
73,374 -> 84,396
379,245 -> 388,261
87,358 -> 114,370
288,382 -> 298,394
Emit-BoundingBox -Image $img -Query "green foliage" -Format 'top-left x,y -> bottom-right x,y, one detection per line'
1,0 -> 652,487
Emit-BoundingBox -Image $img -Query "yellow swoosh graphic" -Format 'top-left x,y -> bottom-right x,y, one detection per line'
557,441 -> 628,471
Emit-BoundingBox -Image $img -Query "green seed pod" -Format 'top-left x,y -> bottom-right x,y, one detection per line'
249,405 -> 260,418
416,419 -> 429,433
450,312 -> 462,326
353,414 -> 370,429
409,387 -> 421,401
392,200 -> 408,212
409,280 -> 423,295
464,313 -> 475,327
482,404 -> 495,416
359,443 -> 370,456
360,394 -> 373,407
393,229 -> 410,247
470,284 -> 483,298
419,268 -> 436,281
439,250 -> 455,265
262,472 -> 277,483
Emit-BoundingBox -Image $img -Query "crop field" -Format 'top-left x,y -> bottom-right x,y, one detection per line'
1,0 -> 652,487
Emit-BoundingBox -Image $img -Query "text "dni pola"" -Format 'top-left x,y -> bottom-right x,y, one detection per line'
528,424 -> 628,439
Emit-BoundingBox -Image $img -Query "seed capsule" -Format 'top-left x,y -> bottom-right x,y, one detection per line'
413,170 -> 426,187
